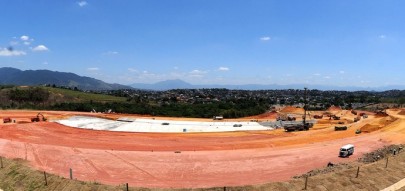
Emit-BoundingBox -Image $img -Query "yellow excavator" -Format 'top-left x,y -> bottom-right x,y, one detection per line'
31,113 -> 46,122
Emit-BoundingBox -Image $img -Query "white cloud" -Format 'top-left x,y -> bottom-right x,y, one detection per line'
379,35 -> 386,39
43,62 -> 48,65
87,67 -> 99,71
105,51 -> 118,55
324,76 -> 331,79
189,69 -> 207,74
218,67 -> 229,71
20,35 -> 30,41
0,48 -> 26,56
77,1 -> 88,7
339,70 -> 345,74
189,69 -> 207,78
19,35 -> 34,46
313,73 -> 321,76
32,45 -> 49,52
128,68 -> 137,72
10,41 -> 19,46
260,36 -> 271,41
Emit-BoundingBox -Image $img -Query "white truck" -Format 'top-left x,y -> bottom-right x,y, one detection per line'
339,144 -> 354,157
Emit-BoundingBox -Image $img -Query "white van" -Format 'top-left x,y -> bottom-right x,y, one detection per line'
339,144 -> 354,157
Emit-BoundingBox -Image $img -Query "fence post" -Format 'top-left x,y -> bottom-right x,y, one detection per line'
385,157 -> 389,168
355,166 -> 360,178
304,175 -> 308,190
44,171 -> 48,186
70,168 -> 73,179
0,157 -> 3,168
126,183 -> 129,191
224,186 -> 226,191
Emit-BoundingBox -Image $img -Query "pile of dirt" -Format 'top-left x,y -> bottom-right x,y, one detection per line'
398,109 -> 405,115
375,111 -> 389,117
280,106 -> 304,114
293,163 -> 353,178
358,144 -> 404,163
245,111 -> 278,119
360,124 -> 381,133
327,106 -> 342,112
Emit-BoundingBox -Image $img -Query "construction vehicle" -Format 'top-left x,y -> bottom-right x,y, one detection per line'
277,114 -> 296,121
329,115 -> 340,120
283,122 -> 313,131
213,116 -> 224,120
3,117 -> 12,123
354,116 -> 361,122
283,88 -> 314,132
313,114 -> 323,119
335,126 -> 348,131
31,113 -> 46,122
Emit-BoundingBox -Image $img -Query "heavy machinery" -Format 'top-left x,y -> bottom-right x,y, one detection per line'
277,114 -> 296,121
31,113 -> 46,122
335,126 -> 348,131
283,122 -> 313,131
329,115 -> 340,120
313,114 -> 323,119
283,88 -> 314,132
3,117 -> 12,123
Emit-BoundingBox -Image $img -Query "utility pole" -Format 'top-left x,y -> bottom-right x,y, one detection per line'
303,87 -> 308,125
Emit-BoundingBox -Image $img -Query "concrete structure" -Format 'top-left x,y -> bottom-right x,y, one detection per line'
55,116 -> 273,133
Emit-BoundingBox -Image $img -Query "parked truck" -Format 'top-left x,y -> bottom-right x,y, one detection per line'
3,117 -> 12,123
335,126 -> 348,131
283,122 -> 313,131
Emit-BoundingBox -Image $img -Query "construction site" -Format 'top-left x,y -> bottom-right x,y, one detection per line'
0,107 -> 405,190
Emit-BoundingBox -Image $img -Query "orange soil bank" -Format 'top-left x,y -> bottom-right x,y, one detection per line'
0,109 -> 404,188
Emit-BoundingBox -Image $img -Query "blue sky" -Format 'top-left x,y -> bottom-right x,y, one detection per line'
0,1 -> 404,87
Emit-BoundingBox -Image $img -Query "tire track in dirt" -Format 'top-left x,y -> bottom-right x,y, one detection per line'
27,143 -> 44,167
104,150 -> 166,183
71,148 -> 111,179
24,143 -> 28,160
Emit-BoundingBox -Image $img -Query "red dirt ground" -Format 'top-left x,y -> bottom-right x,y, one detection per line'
242,111 -> 278,120
327,106 -> 342,112
279,106 -> 305,114
1,109 -> 405,188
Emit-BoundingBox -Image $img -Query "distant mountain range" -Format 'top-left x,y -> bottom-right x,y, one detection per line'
0,67 -> 131,90
130,79 -> 405,91
1,67 -> 403,91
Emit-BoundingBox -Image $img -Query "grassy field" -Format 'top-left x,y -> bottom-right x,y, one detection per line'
1,150 -> 405,191
42,87 -> 127,103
